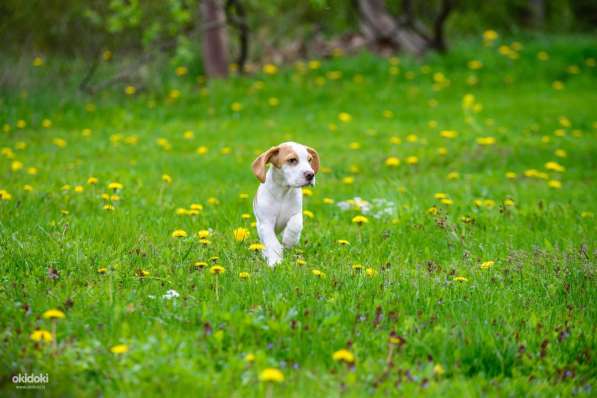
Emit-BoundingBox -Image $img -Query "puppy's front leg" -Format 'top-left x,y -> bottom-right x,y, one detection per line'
282,213 -> 303,248
257,222 -> 283,267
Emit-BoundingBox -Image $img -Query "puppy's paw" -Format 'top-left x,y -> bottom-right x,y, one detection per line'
266,254 -> 282,267
264,247 -> 283,267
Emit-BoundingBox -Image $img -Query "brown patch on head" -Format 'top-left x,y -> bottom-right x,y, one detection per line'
251,146 -> 279,183
251,144 -> 299,183
270,144 -> 298,168
306,147 -> 320,174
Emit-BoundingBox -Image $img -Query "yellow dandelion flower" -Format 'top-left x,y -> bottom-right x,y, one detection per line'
239,272 -> 250,279
230,102 -> 242,112
385,156 -> 400,167
259,368 -> 284,383
483,30 -> 498,42
506,171 -> 517,179
43,309 -> 65,319
433,364 -> 445,376
263,64 -> 278,75
249,243 -> 265,252
365,267 -> 377,277
548,180 -> 562,189
440,130 -> 457,139
124,85 -> 136,95
468,60 -> 482,70
0,190 -> 12,200
480,261 -> 495,270
453,276 -> 468,282
209,265 -> 225,275
194,261 -> 208,269
98,267 -> 108,274
233,227 -> 250,241
332,349 -> 355,364
477,137 -> 496,145
537,51 -> 549,61
245,353 -> 256,363
447,171 -> 460,180
483,199 -> 495,208
337,239 -> 350,246
190,203 -> 203,211
303,210 -> 314,219
311,269 -> 325,278
108,182 -> 123,191
296,259 -> 306,266
342,176 -> 354,185
552,81 -> 564,90
197,230 -> 210,239
53,138 -> 67,148
406,156 -> 418,165
30,330 -> 53,342
169,89 -> 181,100
110,344 -> 129,354
87,177 -> 99,185
171,229 -> 188,238
545,161 -> 565,172
338,112 -> 352,123
11,160 -> 23,172
102,49 -> 112,61
33,56 -> 45,67
175,66 -> 188,76
352,215 -> 369,225
323,198 -> 334,204
554,149 -> 567,158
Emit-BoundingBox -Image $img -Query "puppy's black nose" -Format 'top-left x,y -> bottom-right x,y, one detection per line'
304,171 -> 314,181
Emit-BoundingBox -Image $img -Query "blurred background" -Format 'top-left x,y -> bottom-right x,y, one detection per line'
0,0 -> 596,93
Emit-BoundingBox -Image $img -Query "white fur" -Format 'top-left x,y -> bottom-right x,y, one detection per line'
253,142 -> 315,267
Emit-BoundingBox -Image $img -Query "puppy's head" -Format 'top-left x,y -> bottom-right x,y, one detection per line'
252,142 -> 319,187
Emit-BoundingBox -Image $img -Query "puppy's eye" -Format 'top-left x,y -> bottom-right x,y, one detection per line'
287,158 -> 298,165
308,157 -> 313,163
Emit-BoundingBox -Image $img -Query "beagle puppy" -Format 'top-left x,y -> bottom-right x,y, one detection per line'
252,142 -> 320,266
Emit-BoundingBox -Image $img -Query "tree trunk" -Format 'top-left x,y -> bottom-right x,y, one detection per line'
528,0 -> 545,28
358,0 -> 428,55
201,0 -> 229,78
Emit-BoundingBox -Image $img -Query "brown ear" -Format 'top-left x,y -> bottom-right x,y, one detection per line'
251,146 -> 279,183
307,147 -> 320,174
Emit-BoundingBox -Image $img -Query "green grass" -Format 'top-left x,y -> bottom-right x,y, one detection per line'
1,34 -> 596,397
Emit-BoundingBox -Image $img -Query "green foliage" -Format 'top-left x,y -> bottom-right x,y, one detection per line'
0,34 -> 596,396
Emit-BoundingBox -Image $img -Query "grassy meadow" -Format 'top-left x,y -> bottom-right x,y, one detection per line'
1,34 -> 596,397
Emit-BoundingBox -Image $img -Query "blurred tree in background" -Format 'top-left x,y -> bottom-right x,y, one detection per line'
0,0 -> 595,85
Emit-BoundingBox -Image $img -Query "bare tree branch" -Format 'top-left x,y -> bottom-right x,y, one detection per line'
225,0 -> 249,74
430,0 -> 454,52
